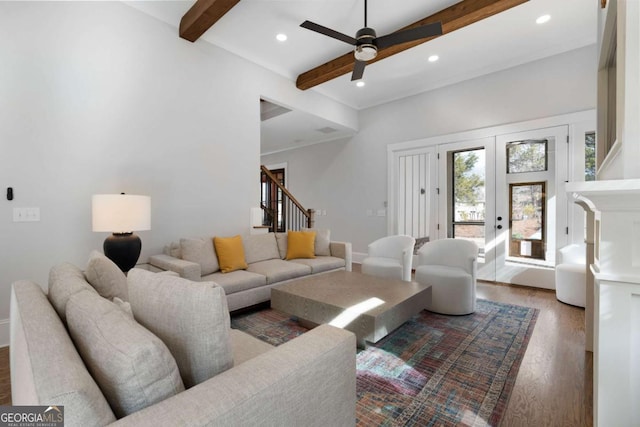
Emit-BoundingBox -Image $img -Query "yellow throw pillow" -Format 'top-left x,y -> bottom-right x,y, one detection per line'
286,230 -> 316,260
213,235 -> 248,273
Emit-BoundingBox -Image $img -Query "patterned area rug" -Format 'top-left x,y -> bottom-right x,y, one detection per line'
231,299 -> 538,427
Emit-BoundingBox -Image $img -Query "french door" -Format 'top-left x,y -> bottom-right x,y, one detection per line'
494,126 -> 568,286
437,126 -> 568,286
437,138 -> 496,281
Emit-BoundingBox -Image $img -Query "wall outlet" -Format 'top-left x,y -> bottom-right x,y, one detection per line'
322,209 -> 327,216
13,207 -> 40,222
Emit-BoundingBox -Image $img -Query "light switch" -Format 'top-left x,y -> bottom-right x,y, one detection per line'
366,209 -> 373,217
377,209 -> 386,217
13,207 -> 40,222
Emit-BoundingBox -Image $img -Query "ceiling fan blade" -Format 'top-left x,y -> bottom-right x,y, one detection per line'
300,20 -> 357,45
375,22 -> 443,50
351,60 -> 366,81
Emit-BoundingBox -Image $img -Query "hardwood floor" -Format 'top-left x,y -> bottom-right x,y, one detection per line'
0,346 -> 10,406
477,281 -> 592,427
0,278 -> 592,426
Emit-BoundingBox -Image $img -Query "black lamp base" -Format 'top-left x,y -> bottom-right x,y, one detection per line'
103,233 -> 141,273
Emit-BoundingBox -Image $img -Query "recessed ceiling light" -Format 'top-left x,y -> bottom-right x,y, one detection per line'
536,14 -> 551,24
276,33 -> 287,42
356,81 -> 366,88
428,55 -> 439,62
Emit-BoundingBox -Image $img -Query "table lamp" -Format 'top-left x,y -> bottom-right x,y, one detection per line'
92,194 -> 151,272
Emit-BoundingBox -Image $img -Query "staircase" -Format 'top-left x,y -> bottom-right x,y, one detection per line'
260,165 -> 314,232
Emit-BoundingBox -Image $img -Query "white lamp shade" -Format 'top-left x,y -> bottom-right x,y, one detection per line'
92,194 -> 151,233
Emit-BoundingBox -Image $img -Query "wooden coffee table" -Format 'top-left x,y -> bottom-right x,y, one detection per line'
271,270 -> 431,347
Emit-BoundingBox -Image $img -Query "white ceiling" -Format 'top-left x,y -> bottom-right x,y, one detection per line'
125,0 -> 597,152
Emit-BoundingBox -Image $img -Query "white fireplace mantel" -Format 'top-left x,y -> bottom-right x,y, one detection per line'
566,178 -> 640,427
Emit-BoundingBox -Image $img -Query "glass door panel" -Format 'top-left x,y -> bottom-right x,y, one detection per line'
509,182 -> 546,260
452,149 -> 486,256
438,138 -> 496,282
495,126 -> 568,285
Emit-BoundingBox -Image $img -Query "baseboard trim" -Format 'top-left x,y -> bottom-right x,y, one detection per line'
0,318 -> 9,348
352,252 -> 366,264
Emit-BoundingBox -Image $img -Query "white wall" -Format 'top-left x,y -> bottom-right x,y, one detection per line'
0,1 -> 357,345
262,45 -> 597,255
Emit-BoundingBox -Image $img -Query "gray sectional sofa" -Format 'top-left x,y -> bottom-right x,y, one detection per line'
10,255 -> 357,427
148,231 -> 352,311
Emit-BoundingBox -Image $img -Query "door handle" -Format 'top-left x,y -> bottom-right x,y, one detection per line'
497,225 -> 503,230
497,216 -> 503,221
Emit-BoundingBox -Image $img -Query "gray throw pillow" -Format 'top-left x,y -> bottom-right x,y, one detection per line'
180,237 -> 219,275
66,290 -> 184,418
127,269 -> 234,388
48,262 -> 98,324
243,233 -> 280,264
163,241 -> 181,258
84,250 -> 128,301
303,228 -> 331,256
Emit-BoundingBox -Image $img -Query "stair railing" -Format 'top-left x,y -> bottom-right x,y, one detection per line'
260,165 -> 315,232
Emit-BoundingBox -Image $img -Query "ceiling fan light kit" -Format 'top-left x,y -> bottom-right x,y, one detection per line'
354,27 -> 377,61
300,0 -> 442,81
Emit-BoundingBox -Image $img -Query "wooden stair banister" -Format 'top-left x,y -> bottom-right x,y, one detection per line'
260,165 -> 315,231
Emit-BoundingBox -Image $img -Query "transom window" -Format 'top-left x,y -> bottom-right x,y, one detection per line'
506,139 -> 548,174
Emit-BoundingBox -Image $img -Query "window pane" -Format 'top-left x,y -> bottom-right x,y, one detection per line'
506,140 -> 547,173
585,132 -> 596,181
509,182 -> 546,260
453,149 -> 485,222
510,183 -> 544,240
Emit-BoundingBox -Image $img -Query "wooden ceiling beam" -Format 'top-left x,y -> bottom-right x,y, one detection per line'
296,0 -> 529,90
180,0 -> 241,42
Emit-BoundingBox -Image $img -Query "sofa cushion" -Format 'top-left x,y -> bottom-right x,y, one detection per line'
180,237 -> 219,275
202,270 -> 267,295
286,230 -> 316,260
48,262 -> 98,324
229,329 -> 274,366
247,259 -> 311,285
214,235 -> 249,273
128,269 -> 234,388
66,290 -> 184,418
290,256 -> 346,274
243,233 -> 280,264
163,241 -> 182,258
275,232 -> 288,259
84,250 -> 128,301
302,228 -> 331,256
11,281 -> 116,426
113,297 -> 134,319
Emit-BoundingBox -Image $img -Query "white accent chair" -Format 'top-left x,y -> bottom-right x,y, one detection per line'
361,235 -> 416,282
415,238 -> 479,315
555,243 -> 586,308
